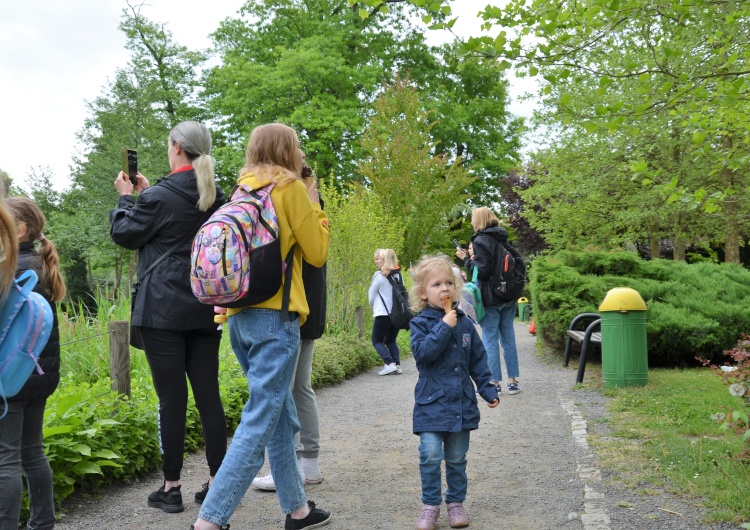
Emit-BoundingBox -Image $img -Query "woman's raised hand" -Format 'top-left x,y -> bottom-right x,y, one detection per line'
114,171 -> 150,195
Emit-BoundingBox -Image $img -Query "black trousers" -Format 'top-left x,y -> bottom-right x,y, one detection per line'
136,326 -> 227,481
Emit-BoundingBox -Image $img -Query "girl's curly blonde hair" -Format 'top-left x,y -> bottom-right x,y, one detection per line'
409,254 -> 464,313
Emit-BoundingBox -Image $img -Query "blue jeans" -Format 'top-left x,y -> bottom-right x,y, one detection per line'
198,309 -> 306,526
481,301 -> 520,382
418,431 -> 471,506
0,398 -> 55,530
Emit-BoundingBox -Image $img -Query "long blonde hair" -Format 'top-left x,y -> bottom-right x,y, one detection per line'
6,197 -> 66,302
381,249 -> 399,271
409,254 -> 464,313
170,121 -> 216,212
239,123 -> 304,187
0,188 -> 17,302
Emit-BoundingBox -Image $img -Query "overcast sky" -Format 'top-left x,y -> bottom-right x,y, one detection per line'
0,0 -> 535,192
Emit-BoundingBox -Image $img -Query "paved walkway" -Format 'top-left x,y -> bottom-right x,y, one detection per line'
56,323 -> 731,529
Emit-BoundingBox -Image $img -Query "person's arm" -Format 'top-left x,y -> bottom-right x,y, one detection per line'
288,181 -> 329,267
472,237 -> 493,281
109,189 -> 163,250
367,274 -> 382,306
410,316 -> 453,364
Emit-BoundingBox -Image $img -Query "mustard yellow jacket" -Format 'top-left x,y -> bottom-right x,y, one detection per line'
227,172 -> 329,325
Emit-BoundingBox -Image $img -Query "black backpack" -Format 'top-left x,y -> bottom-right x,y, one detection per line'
488,239 -> 526,303
379,270 -> 413,330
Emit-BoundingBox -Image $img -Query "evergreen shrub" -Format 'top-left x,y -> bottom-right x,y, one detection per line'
530,251 -> 750,365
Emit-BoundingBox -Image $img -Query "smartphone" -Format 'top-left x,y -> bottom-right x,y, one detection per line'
452,238 -> 462,249
121,147 -> 138,186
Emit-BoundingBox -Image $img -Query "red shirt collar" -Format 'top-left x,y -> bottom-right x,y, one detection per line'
170,165 -> 193,175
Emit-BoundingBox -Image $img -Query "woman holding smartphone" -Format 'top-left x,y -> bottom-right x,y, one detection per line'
109,121 -> 227,513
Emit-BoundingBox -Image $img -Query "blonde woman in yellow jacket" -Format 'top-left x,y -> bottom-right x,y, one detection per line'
192,124 -> 331,530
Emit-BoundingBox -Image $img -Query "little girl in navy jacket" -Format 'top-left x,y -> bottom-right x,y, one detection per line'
408,255 -> 499,530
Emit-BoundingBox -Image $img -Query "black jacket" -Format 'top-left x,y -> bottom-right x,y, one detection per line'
109,168 -> 225,330
299,262 -> 326,340
469,226 -> 522,307
9,242 -> 60,402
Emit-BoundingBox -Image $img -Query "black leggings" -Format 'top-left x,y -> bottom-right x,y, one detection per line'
371,315 -> 401,365
137,326 -> 227,481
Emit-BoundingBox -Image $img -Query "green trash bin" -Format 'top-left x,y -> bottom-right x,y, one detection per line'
598,287 -> 648,388
517,297 -> 529,321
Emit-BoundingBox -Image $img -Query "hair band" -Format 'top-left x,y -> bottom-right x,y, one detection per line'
37,233 -> 46,242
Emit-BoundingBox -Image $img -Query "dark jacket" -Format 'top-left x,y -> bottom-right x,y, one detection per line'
109,168 -> 225,330
409,304 -> 497,434
469,226 -> 521,307
300,262 -> 326,340
300,194 -> 326,341
9,242 -> 60,402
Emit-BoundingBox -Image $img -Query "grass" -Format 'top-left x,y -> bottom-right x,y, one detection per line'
582,366 -> 750,525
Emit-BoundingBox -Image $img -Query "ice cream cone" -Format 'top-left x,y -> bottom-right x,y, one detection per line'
441,295 -> 452,313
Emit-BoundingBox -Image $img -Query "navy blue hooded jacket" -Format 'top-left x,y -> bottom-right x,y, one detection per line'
409,303 -> 497,434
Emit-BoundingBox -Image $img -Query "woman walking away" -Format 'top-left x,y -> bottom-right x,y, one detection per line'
109,121 -> 227,513
0,197 -> 65,530
191,123 -> 331,530
408,255 -> 498,530
368,248 -> 404,375
456,207 -> 522,396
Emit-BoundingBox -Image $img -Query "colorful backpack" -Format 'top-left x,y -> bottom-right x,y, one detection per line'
190,182 -> 294,309
0,270 -> 53,418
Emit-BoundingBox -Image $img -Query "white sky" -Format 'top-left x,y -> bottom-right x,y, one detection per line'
0,0 -> 536,192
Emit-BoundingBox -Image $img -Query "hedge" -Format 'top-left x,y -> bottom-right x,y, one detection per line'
529,251 -> 750,366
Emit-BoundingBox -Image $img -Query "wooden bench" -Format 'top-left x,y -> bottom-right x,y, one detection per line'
562,313 -> 601,384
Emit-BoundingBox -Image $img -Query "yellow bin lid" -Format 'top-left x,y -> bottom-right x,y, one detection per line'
518,297 -> 529,303
598,287 -> 647,312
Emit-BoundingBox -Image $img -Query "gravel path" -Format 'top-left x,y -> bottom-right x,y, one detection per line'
55,323 -> 737,529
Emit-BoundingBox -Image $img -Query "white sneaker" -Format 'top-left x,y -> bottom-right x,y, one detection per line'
378,363 -> 399,376
251,465 -> 322,491
251,473 -> 276,491
395,365 -> 403,374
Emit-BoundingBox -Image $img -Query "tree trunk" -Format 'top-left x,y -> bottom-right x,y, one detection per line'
673,235 -> 686,262
649,222 -> 660,259
722,165 -> 741,263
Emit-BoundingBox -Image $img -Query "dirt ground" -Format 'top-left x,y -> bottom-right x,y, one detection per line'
54,323 -> 738,530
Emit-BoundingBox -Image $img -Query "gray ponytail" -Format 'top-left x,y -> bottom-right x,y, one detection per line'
170,121 -> 217,212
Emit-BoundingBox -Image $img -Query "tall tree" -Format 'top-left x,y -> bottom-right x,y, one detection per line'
204,0 -> 447,188
61,5 -> 206,294
358,76 -> 475,263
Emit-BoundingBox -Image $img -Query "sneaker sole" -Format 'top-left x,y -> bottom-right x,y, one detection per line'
254,476 -> 323,492
507,389 -> 521,395
252,482 -> 277,491
147,500 -> 184,513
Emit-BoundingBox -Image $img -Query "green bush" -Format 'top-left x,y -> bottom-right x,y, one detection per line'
530,251 -> 750,365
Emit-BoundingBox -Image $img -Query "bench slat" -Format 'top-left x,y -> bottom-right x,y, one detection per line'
567,330 -> 601,344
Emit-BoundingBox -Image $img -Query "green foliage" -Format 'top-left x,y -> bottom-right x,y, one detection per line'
321,180 -> 403,333
204,0 -> 438,186
531,251 -> 750,365
311,334 -> 382,388
448,0 -> 750,261
358,76 -> 475,264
